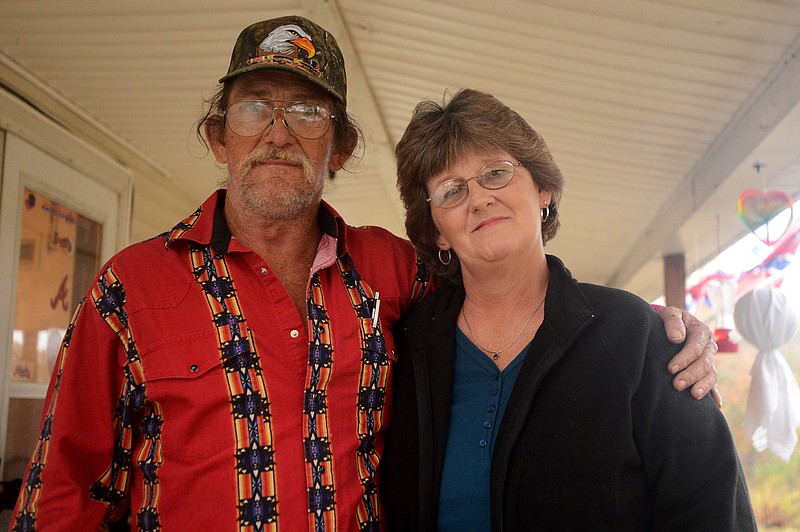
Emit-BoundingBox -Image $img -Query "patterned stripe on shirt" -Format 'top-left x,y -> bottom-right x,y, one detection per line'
305,272 -> 338,531
190,244 -> 278,531
12,301 -> 83,532
338,253 -> 388,532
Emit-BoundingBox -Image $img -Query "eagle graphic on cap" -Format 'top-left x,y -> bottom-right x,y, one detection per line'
259,24 -> 316,59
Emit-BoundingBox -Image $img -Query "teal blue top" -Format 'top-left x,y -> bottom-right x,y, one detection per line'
437,328 -> 530,531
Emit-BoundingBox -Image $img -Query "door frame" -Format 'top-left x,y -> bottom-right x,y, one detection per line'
0,88 -> 132,479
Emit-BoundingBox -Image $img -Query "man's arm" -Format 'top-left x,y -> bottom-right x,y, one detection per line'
656,306 -> 721,406
11,293 -> 129,530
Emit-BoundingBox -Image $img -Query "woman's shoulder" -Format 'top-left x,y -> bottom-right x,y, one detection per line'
578,282 -> 654,315
576,282 -> 666,346
546,254 -> 654,318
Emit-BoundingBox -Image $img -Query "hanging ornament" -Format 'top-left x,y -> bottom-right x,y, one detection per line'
737,162 -> 794,245
705,275 -> 739,353
733,285 -> 800,461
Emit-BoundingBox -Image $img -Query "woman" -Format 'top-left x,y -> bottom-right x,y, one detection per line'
382,89 -> 755,530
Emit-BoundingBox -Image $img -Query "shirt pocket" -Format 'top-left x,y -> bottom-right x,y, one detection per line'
373,296 -> 401,365
138,332 -> 233,460
360,331 -> 398,408
362,327 -> 398,365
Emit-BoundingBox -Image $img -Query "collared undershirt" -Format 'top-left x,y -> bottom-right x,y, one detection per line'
311,232 -> 338,274
438,328 -> 530,531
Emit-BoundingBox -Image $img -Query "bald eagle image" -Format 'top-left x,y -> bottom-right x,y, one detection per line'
259,24 -> 316,59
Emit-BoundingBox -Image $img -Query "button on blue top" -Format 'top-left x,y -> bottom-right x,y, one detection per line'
437,328 -> 530,532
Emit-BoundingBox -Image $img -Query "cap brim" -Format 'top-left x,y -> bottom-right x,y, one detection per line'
219,63 -> 345,104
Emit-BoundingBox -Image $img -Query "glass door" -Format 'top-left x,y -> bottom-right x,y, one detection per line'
0,133 -> 120,497
10,188 -> 102,385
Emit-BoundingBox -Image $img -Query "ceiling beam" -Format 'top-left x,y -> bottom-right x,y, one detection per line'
609,32 -> 800,288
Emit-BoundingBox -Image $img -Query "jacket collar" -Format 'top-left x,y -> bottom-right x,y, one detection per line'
404,255 -> 596,352
402,255 -> 599,429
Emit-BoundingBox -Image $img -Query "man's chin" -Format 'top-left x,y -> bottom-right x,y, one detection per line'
239,188 -> 321,219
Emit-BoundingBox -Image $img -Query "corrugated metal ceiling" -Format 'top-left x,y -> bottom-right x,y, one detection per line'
1,0 -> 799,300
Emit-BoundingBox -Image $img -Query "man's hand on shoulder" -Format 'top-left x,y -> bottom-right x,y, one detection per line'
657,306 -> 721,407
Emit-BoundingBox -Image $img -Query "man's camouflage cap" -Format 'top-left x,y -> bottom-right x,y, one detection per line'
220,15 -> 347,105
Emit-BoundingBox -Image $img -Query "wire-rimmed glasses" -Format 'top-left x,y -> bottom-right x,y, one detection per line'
427,160 -> 522,208
223,100 -> 335,139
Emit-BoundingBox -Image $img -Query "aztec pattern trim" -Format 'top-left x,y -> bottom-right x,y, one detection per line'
12,301 -> 84,532
304,272 -> 338,530
88,265 -> 162,530
410,256 -> 430,306
338,253 -> 386,532
165,206 -> 201,246
190,244 -> 279,531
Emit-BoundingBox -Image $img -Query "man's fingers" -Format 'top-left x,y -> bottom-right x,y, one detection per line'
709,385 -> 723,408
658,306 -> 687,343
671,337 -> 717,390
663,307 -> 720,402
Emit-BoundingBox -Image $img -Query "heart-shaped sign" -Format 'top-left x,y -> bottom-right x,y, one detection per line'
737,189 -> 794,245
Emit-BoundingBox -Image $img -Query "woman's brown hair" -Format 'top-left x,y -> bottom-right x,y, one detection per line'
396,88 -> 565,283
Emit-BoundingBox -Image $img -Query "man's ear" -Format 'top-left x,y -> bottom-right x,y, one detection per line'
330,126 -> 358,171
330,150 -> 351,172
205,118 -> 228,164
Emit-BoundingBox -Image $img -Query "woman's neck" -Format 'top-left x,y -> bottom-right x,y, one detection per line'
459,252 -> 549,370
461,253 -> 549,313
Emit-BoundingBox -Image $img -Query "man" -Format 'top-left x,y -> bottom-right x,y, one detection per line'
11,15 -> 718,531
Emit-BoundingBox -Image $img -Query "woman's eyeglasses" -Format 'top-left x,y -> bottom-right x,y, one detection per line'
427,160 -> 522,209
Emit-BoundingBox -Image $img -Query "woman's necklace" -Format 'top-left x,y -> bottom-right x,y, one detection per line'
461,296 -> 546,360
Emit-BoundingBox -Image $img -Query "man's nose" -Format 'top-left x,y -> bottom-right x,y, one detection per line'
260,107 -> 293,143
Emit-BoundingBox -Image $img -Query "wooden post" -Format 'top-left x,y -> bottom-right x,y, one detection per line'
663,254 -> 686,310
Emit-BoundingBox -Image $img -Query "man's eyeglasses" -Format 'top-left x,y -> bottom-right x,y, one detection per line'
427,160 -> 523,209
223,100 -> 335,140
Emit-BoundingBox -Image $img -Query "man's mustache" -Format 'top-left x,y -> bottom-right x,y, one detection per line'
238,147 -> 315,182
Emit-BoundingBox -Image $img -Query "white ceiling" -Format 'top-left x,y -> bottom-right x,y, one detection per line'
1,0 -> 799,301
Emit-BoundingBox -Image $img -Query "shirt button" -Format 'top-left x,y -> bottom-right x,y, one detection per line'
490,387 -> 499,396
484,421 -> 492,428
479,440 -> 488,448
260,267 -> 268,275
487,405 -> 496,412
290,329 -> 300,338
189,364 -> 199,372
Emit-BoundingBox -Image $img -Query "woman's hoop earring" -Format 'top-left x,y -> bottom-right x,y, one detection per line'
541,203 -> 550,223
438,249 -> 452,265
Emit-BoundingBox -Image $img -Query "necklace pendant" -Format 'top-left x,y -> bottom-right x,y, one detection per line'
493,352 -> 500,360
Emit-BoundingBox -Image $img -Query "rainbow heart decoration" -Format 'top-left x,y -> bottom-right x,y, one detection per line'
737,189 -> 793,245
